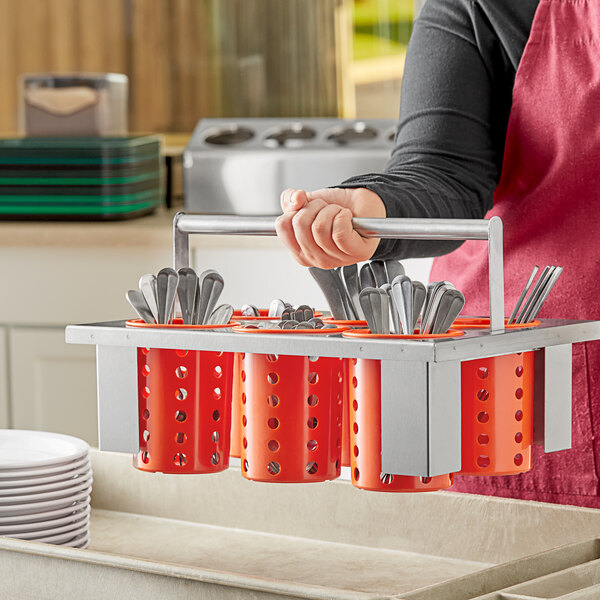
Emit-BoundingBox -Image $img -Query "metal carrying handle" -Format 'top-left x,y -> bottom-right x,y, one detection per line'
173,212 -> 505,332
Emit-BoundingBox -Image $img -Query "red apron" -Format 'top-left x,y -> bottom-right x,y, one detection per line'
429,0 -> 600,507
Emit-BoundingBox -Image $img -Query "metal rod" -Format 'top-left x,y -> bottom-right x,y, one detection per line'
173,212 -> 505,332
488,216 -> 505,333
174,214 -> 492,240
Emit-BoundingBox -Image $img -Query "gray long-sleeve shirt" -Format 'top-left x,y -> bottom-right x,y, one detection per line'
339,0 -> 539,259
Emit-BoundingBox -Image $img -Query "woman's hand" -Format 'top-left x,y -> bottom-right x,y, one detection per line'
275,187 -> 386,269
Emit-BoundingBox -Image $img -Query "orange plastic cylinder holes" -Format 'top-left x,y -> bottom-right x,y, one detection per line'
134,345 -> 234,474
459,351 -> 535,475
348,358 -> 454,492
239,353 -> 344,483
229,352 -> 244,458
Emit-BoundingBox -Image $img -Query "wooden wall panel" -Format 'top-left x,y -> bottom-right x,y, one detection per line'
0,0 -> 352,134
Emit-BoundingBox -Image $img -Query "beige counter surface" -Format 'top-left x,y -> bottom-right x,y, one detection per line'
2,450 -> 600,599
0,209 -> 282,250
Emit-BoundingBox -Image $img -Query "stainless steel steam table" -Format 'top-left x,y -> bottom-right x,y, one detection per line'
65,214 -> 600,478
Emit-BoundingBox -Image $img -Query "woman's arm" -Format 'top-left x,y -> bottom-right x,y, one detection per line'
276,0 -> 538,266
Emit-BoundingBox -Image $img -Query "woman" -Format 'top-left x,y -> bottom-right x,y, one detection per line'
275,0 -> 600,508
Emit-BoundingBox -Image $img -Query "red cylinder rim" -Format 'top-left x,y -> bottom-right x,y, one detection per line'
233,309 -> 324,321
455,317 -> 541,329
342,328 -> 464,340
233,324 -> 348,335
323,318 -> 368,327
126,318 -> 239,330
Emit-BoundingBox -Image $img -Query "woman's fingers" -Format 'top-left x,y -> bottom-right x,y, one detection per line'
311,204 -> 354,261
280,188 -> 309,212
275,210 -> 305,263
276,186 -> 385,268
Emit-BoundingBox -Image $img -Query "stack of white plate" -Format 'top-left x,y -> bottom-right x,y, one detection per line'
0,430 -> 91,548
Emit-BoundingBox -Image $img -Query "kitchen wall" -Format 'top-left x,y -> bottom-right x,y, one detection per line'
0,0 -> 353,134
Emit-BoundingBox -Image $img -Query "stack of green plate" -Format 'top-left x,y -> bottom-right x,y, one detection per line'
0,136 -> 162,219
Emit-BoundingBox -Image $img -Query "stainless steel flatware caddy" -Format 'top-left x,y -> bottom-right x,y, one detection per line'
65,213 -> 600,483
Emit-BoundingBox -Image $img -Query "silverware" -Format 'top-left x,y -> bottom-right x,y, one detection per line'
508,265 -> 539,325
205,272 -> 224,324
527,266 -> 563,321
156,267 -> 178,324
308,267 -> 348,320
421,283 -> 453,334
432,289 -> 465,334
294,305 -> 314,322
138,274 -> 159,323
370,260 -> 388,288
359,287 -> 378,333
334,268 -> 358,319
177,267 -> 198,325
390,276 -> 408,334
268,299 -> 286,318
515,266 -> 552,324
411,281 -> 426,332
381,283 -> 400,334
207,304 -> 234,325
422,281 -> 454,332
241,304 -> 260,317
126,290 -> 155,324
359,287 -> 388,334
281,319 -> 299,329
342,264 -> 363,319
195,270 -> 224,325
378,288 -> 390,334
384,260 -> 405,284
359,263 -> 376,291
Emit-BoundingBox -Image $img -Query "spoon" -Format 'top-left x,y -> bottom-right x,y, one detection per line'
432,289 -> 465,334
268,299 -> 286,318
384,260 -> 405,284
138,274 -> 159,323
391,275 -> 412,334
342,264 -> 363,319
411,281 -> 427,332
207,304 -> 234,325
381,283 -> 400,334
177,267 -> 198,325
359,263 -> 376,291
126,290 -> 155,324
369,260 -> 388,287
156,267 -> 178,324
308,267 -> 348,320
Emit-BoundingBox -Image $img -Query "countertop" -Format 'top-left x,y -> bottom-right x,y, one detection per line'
3,450 -> 600,599
0,208 -> 283,250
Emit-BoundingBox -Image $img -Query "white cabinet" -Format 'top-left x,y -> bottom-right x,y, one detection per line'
0,328 -> 8,429
9,327 -> 98,445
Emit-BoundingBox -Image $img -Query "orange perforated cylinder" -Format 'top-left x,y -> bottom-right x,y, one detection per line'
348,358 -> 454,492
129,320 -> 235,474
239,353 -> 344,483
230,352 -> 243,458
459,352 -> 535,475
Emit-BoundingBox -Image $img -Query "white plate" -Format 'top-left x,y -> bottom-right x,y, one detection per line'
0,430 -> 89,470
3,513 -> 89,540
0,455 -> 90,480
0,498 -> 89,525
0,479 -> 92,505
30,521 -> 89,544
0,461 -> 91,489
0,505 -> 90,534
0,472 -> 92,496
0,488 -> 91,517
